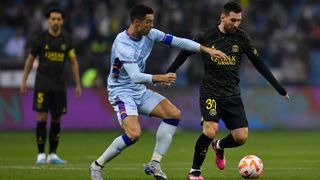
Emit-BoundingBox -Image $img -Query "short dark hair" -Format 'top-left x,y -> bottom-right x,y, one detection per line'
45,6 -> 65,19
222,2 -> 242,14
130,4 -> 154,22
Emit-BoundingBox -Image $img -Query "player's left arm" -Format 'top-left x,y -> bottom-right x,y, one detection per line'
151,29 -> 227,60
69,49 -> 82,99
243,33 -> 289,100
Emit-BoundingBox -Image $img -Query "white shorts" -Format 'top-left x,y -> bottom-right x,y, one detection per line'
109,89 -> 165,125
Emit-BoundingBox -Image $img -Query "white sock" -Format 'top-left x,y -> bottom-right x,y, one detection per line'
96,135 -> 128,165
190,168 -> 201,173
216,140 -> 222,150
152,121 -> 177,162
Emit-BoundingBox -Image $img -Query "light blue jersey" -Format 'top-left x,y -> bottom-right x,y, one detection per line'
108,28 -> 169,99
107,28 -> 201,100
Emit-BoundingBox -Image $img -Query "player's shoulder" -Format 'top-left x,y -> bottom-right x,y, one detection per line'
60,31 -> 73,41
203,25 -> 219,35
235,28 -> 250,39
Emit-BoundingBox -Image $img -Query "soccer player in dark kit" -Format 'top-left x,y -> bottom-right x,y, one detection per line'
167,2 -> 289,179
20,6 -> 82,165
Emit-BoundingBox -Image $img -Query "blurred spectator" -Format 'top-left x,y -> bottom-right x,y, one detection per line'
0,0 -> 319,86
4,29 -> 26,60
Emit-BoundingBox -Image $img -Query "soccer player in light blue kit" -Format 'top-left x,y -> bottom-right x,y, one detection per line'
90,4 -> 227,180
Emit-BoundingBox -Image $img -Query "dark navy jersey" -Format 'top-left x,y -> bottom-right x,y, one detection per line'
29,31 -> 75,91
168,24 -> 286,98
195,25 -> 258,97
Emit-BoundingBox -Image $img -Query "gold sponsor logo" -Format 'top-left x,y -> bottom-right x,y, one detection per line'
45,51 -> 65,62
211,55 -> 237,65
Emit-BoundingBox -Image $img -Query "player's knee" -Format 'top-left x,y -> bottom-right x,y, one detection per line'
234,134 -> 248,145
203,127 -> 217,139
169,108 -> 181,119
127,130 -> 141,142
203,121 -> 218,139
37,113 -> 48,122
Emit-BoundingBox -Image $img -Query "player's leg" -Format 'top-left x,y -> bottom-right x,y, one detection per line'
213,97 -> 248,169
139,90 -> 180,180
90,96 -> 139,180
46,91 -> 67,164
33,90 -> 49,165
188,95 -> 221,179
90,117 -> 140,180
188,121 -> 218,180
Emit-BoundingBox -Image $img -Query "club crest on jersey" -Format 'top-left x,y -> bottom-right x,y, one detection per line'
232,44 -> 239,52
209,109 -> 217,116
61,44 -> 67,51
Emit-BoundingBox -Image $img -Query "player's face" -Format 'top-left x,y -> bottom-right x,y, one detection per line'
137,14 -> 154,35
221,12 -> 242,34
48,12 -> 64,33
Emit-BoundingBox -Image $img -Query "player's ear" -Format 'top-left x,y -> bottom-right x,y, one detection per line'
220,14 -> 225,22
133,19 -> 140,25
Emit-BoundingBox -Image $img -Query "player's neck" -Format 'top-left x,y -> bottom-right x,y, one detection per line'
48,29 -> 61,37
127,25 -> 142,39
218,24 -> 226,34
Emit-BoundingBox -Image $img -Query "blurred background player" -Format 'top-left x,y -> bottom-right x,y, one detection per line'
167,2 -> 289,179
20,6 -> 82,165
89,4 -> 227,180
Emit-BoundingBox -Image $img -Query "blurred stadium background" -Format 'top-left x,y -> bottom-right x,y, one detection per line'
1,0 -> 320,179
1,0 -> 320,130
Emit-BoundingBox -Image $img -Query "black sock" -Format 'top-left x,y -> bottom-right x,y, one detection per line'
192,133 -> 213,170
219,133 -> 241,149
36,121 -> 47,153
49,122 -> 61,153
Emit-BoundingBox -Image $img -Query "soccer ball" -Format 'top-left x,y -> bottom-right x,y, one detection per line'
238,155 -> 263,179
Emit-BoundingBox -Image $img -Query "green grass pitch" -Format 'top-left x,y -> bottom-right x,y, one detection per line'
0,130 -> 319,180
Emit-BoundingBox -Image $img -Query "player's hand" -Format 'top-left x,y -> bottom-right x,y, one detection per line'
209,48 -> 228,60
75,86 -> 82,99
201,45 -> 228,60
162,73 -> 176,84
153,73 -> 176,84
20,82 -> 27,95
284,93 -> 290,101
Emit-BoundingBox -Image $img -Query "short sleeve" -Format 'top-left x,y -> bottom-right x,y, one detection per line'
29,32 -> 41,56
67,36 -> 76,58
149,28 -> 166,42
115,41 -> 136,63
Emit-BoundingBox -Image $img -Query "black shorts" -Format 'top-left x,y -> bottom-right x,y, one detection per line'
33,90 -> 67,117
199,95 -> 248,130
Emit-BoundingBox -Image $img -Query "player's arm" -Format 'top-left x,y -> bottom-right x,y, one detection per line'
20,54 -> 35,95
163,35 -> 227,60
69,49 -> 82,99
123,63 -> 176,84
243,33 -> 289,99
151,29 -> 227,60
167,50 -> 194,73
21,32 -> 40,95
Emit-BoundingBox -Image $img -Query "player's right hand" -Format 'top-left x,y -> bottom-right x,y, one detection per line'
201,45 -> 228,60
20,82 -> 27,95
162,73 -> 176,84
209,48 -> 228,60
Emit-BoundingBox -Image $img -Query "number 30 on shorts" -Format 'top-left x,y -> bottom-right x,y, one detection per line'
205,98 -> 217,116
205,98 -> 216,110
